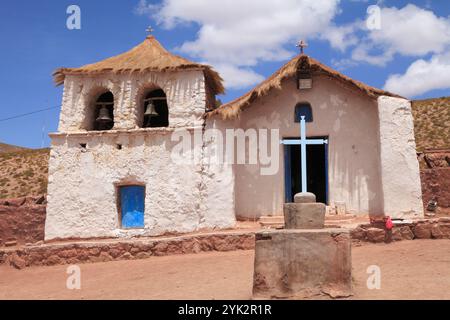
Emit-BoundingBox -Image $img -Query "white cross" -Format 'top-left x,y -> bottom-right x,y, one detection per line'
281,116 -> 328,193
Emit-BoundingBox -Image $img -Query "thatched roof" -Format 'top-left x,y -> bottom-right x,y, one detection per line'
208,54 -> 402,119
53,36 -> 224,95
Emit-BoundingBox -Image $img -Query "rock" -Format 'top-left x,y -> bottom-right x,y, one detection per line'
58,249 -> 78,259
5,241 -> 17,247
120,252 -> 133,260
35,195 -> 46,205
350,227 -> 367,241
399,226 -> 414,240
435,223 -> 450,239
45,255 -> 62,266
109,248 -> 123,258
91,252 -> 112,262
431,224 -> 444,239
135,252 -> 151,260
366,228 -> 385,243
413,223 -> 432,239
294,192 -> 316,204
3,198 -> 26,207
10,254 -> 27,270
130,247 -> 141,254
212,237 -> 232,251
153,242 -> 168,256
88,248 -> 101,256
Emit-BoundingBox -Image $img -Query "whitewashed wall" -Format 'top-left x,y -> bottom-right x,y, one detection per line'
377,96 -> 424,218
58,70 -> 207,132
230,76 -> 386,218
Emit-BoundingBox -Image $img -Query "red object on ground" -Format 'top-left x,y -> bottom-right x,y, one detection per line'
385,216 -> 394,230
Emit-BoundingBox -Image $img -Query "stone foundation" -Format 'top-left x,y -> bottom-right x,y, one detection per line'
2,217 -> 450,270
253,229 -> 352,299
351,217 -> 450,243
0,195 -> 46,247
0,231 -> 254,269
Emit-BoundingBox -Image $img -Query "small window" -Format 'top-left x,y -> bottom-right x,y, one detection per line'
94,92 -> 114,131
119,185 -> 145,229
295,103 -> 313,123
142,89 -> 169,128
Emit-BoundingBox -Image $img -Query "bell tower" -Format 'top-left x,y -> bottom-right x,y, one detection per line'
45,36 -> 234,241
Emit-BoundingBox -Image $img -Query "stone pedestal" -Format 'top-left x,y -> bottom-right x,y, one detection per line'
253,229 -> 352,299
253,192 -> 353,299
284,192 -> 326,229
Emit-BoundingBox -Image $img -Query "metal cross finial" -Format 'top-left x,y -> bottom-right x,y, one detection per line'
146,26 -> 154,36
296,40 -> 308,54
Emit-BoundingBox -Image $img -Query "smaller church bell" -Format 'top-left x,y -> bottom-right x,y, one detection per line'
144,101 -> 159,127
144,102 -> 159,118
96,105 -> 113,124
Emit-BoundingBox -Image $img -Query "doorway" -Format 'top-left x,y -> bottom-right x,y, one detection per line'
284,137 -> 328,204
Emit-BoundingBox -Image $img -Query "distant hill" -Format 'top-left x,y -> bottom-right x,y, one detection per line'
0,146 -> 49,199
0,142 -> 29,154
412,97 -> 450,152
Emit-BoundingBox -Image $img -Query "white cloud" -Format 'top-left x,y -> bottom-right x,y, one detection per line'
351,4 -> 450,65
212,64 -> 265,89
136,1 -> 450,97
384,53 -> 450,97
134,0 -> 159,16
136,0 -> 341,89
321,22 -> 360,52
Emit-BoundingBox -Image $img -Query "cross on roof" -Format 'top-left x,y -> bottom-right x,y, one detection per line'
296,40 -> 308,54
146,26 -> 154,36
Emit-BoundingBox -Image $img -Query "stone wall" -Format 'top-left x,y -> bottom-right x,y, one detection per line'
3,217 -> 450,269
419,150 -> 450,208
0,232 -> 254,269
0,195 -> 46,247
351,217 -> 450,243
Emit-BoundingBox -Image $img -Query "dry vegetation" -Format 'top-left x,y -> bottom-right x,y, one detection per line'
412,97 -> 450,152
0,144 -> 49,199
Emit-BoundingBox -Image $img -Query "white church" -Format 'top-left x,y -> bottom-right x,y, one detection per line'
44,36 -> 424,240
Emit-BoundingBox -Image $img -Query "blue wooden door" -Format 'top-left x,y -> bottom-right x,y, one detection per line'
120,186 -> 145,229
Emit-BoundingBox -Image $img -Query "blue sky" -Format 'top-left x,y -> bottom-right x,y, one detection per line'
0,0 -> 449,148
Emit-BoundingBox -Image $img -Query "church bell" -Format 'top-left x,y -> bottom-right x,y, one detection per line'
144,102 -> 159,118
96,105 -> 113,124
144,101 -> 159,127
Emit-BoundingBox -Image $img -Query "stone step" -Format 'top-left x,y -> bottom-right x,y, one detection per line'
259,214 -> 359,228
325,214 -> 357,221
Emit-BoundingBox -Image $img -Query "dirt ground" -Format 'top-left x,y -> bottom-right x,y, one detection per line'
1,239 -> 450,300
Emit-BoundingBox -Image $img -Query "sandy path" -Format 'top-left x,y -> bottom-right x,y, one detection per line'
1,240 -> 450,300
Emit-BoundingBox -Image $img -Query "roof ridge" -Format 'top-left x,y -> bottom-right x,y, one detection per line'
52,36 -> 224,95
208,55 -> 402,119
